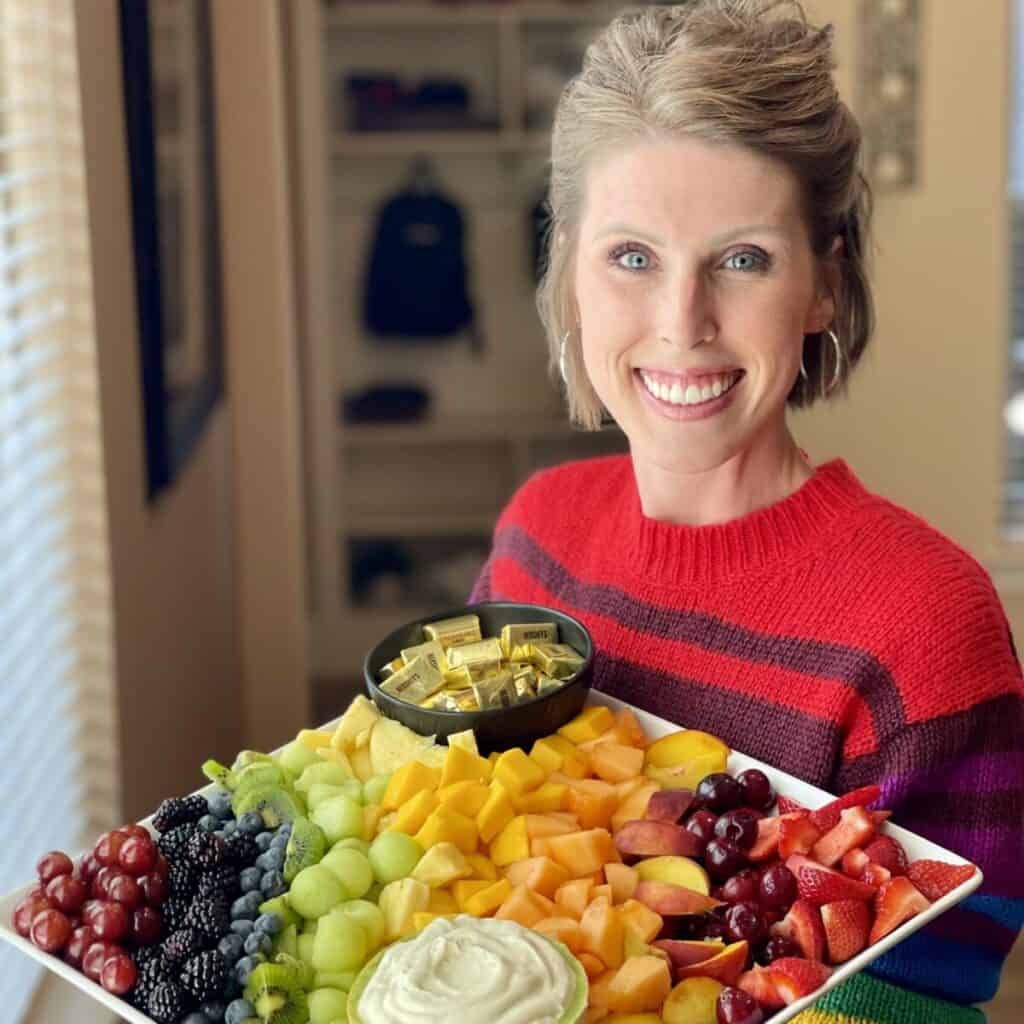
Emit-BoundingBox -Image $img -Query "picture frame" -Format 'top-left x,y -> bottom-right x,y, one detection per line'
118,0 -> 225,501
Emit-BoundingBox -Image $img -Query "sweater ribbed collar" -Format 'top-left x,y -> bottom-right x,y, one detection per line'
621,457 -> 872,586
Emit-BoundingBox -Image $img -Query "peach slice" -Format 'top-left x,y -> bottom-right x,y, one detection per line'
634,880 -> 722,917
644,729 -> 730,770
660,976 -> 725,1024
675,940 -> 749,988
606,955 -> 672,1014
651,938 -> 726,970
614,821 -> 704,860
633,855 -> 710,895
644,788 -> 695,824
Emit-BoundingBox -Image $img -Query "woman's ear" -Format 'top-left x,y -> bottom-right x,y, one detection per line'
807,234 -> 844,333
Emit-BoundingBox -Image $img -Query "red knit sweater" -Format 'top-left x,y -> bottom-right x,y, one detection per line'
469,454 -> 1024,1022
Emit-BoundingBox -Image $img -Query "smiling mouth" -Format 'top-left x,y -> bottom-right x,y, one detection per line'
636,369 -> 743,407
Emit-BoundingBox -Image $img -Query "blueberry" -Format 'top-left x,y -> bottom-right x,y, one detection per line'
182,1014 -> 208,1024
207,789 -> 233,820
223,820 -> 238,837
254,831 -> 274,852
254,912 -> 283,936
230,892 -> 262,920
276,822 -> 292,837
239,866 -> 262,893
230,919 -> 254,939
256,847 -> 285,872
238,811 -> 264,835
225,999 -> 255,1024
244,930 -> 273,956
269,833 -> 289,851
198,814 -> 220,832
234,955 -> 261,986
201,1000 -> 227,1022
259,870 -> 286,898
218,932 -> 245,963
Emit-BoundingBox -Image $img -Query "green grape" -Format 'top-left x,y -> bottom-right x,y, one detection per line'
340,778 -> 365,805
296,762 -> 352,794
368,832 -> 424,884
311,795 -> 364,844
320,848 -> 374,901
332,837 -> 371,857
309,988 -> 349,1024
333,900 -> 385,953
289,865 -> 346,919
362,774 -> 391,805
297,932 -> 316,964
311,912 -> 367,972
314,969 -> 357,991
307,783 -> 352,812
278,740 -> 322,779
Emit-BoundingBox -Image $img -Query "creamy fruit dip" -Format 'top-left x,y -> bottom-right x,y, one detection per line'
357,915 -> 579,1024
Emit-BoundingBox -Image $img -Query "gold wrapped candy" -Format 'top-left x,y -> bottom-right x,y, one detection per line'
423,614 -> 483,650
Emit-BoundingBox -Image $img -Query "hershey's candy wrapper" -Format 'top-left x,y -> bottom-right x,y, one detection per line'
512,669 -> 538,702
472,670 -> 516,710
500,622 -> 559,658
379,655 -> 445,704
401,638 -> 448,675
423,614 -> 482,650
443,666 -> 474,690
532,641 -> 585,680
446,637 -> 503,679
535,673 -> 564,696
378,655 -> 405,681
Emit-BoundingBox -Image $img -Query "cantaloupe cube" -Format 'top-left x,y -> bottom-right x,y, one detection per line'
566,779 -> 619,830
525,814 -> 577,838
554,877 -> 595,919
580,898 -> 625,971
577,952 -> 606,980
592,883 -> 613,904
546,828 -> 618,877
613,777 -> 647,804
463,877 -> 513,917
494,884 -> 555,928
583,1007 -> 610,1024
606,956 -> 672,1013
577,725 -> 635,753
529,737 -> 565,774
503,856 -> 571,898
466,853 -> 498,881
588,970 -> 617,1010
618,899 -> 663,944
614,708 -> 648,748
387,789 -> 439,835
476,780 -> 515,844
610,783 -> 659,833
490,815 -> 531,865
493,748 -> 547,797
589,743 -> 645,784
382,761 -> 441,811
437,780 -> 490,817
452,879 -> 492,910
604,863 -> 639,904
414,807 -> 478,854
427,888 -> 459,914
543,736 -> 590,778
514,782 -> 569,813
530,837 -> 555,859
534,916 -> 583,953
439,744 -> 491,788
559,706 -> 615,744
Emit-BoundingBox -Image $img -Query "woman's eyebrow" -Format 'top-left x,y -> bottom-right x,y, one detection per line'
592,222 -> 789,246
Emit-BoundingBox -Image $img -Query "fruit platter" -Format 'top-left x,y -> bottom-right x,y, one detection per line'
0,690 -> 982,1024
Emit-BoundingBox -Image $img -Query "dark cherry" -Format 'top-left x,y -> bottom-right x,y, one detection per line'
131,906 -> 162,945
717,985 -> 765,1024
704,838 -> 747,881
139,872 -> 168,907
713,809 -> 760,850
758,863 -> 798,911
724,900 -> 767,944
684,810 -> 718,851
736,768 -> 775,811
758,935 -> 801,964
719,868 -> 761,905
704,917 -> 729,940
696,772 -> 744,813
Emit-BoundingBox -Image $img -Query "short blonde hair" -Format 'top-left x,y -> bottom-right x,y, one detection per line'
537,0 -> 875,430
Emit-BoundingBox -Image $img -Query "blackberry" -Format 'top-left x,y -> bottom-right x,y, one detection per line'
167,858 -> 199,898
180,949 -> 230,1002
161,893 -> 192,933
133,945 -> 170,971
186,830 -> 227,870
147,979 -> 192,1023
197,864 -> 240,901
158,821 -> 200,860
153,795 -> 208,833
132,956 -> 173,1010
186,895 -> 231,940
162,926 -> 206,965
223,831 -> 259,868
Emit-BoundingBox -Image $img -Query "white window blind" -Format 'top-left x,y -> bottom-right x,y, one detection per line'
1007,0 -> 1024,534
0,2 -> 119,1020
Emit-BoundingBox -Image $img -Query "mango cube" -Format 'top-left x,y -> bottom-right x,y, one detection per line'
386,789 -> 439,835
492,748 -> 546,798
513,781 -> 569,814
463,877 -> 513,917
427,888 -> 459,914
439,744 -> 491,788
453,879 -> 492,910
489,815 -> 531,866
558,706 -> 615,745
414,807 -> 479,854
466,853 -> 498,881
437,780 -> 490,818
476,780 -> 515,844
381,761 -> 440,812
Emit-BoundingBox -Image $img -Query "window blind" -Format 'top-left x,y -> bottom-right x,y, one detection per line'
1007,1 -> 1024,536
0,2 -> 119,1019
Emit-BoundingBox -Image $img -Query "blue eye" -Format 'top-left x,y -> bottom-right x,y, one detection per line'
725,250 -> 770,272
609,245 -> 650,271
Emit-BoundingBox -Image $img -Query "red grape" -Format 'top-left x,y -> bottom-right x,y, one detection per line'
94,831 -> 127,868
36,851 -> 74,886
714,809 -> 760,850
736,768 -> 774,811
696,773 -> 744,813
719,868 -> 761,905
152,854 -> 169,880
107,874 -> 142,911
100,954 -> 137,995
131,907 -> 162,946
717,986 -> 765,1024
705,838 -> 746,881
91,901 -> 129,942
118,835 -> 156,876
724,901 -> 767,944
91,866 -> 120,900
758,935 -> 800,964
13,894 -> 52,937
758,863 -> 797,911
30,909 -> 73,953
77,852 -> 101,882
139,872 -> 168,907
120,824 -> 150,841
82,940 -> 122,982
64,925 -> 97,968
45,874 -> 87,914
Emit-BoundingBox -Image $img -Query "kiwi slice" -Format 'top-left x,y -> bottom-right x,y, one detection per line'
233,784 -> 303,828
245,961 -> 309,1023
202,759 -> 234,789
232,750 -> 276,771
283,816 -> 327,883
234,761 -> 289,796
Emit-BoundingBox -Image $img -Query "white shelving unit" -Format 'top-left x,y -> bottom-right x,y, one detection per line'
290,2 -> 633,678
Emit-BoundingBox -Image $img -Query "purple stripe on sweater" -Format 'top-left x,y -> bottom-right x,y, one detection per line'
883,788 -> 1021,831
882,751 -> 1024,799
922,906 -> 1019,957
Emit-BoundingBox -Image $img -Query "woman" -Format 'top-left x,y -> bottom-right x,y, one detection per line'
470,2 -> 1024,1021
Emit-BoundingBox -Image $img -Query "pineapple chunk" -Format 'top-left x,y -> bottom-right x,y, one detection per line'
331,695 -> 381,751
411,842 -> 473,888
369,719 -> 435,776
447,728 -> 479,756
378,878 -> 430,941
315,747 -> 355,776
415,745 -> 448,770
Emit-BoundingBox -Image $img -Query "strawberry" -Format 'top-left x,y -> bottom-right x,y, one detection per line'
841,847 -> 870,879
738,965 -> 786,1010
821,899 -> 871,963
862,835 -> 908,876
869,877 -> 931,944
766,957 -> 833,1004
771,898 -> 826,961
747,814 -> 782,862
792,857 -> 877,905
861,862 -> 892,889
776,795 -> 807,815
811,806 -> 877,868
809,785 -> 882,832
778,812 -> 822,859
907,859 -> 979,901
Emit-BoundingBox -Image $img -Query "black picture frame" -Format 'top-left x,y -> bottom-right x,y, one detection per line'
118,0 -> 225,501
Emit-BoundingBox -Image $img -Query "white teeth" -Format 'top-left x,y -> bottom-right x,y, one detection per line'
640,371 -> 738,406
711,378 -> 723,398
669,382 -> 684,404
684,384 -> 701,404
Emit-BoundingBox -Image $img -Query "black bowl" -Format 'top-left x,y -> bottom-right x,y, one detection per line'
363,601 -> 594,755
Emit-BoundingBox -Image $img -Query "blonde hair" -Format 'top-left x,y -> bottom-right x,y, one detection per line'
537,0 -> 875,430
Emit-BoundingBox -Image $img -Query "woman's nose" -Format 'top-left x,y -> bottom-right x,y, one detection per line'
658,271 -> 718,348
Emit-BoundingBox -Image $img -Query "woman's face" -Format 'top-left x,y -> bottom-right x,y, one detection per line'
573,135 -> 836,472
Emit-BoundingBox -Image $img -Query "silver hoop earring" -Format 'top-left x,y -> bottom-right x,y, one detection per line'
559,330 -> 570,385
799,328 -> 843,394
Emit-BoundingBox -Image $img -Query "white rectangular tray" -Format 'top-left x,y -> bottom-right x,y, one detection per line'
0,691 -> 983,1023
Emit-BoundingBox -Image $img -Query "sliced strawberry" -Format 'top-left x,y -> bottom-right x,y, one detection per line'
778,812 -> 822,859
808,785 -> 882,832
776,795 -> 807,815
821,899 -> 871,964
766,957 -> 833,1004
870,810 -> 892,826
868,877 -> 931,944
861,862 -> 892,889
738,965 -> 786,1010
862,835 -> 908,876
794,859 -> 877,906
772,898 -> 826,961
747,814 -> 782,862
841,848 -> 870,879
811,806 -> 877,867
906,860 -> 979,901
